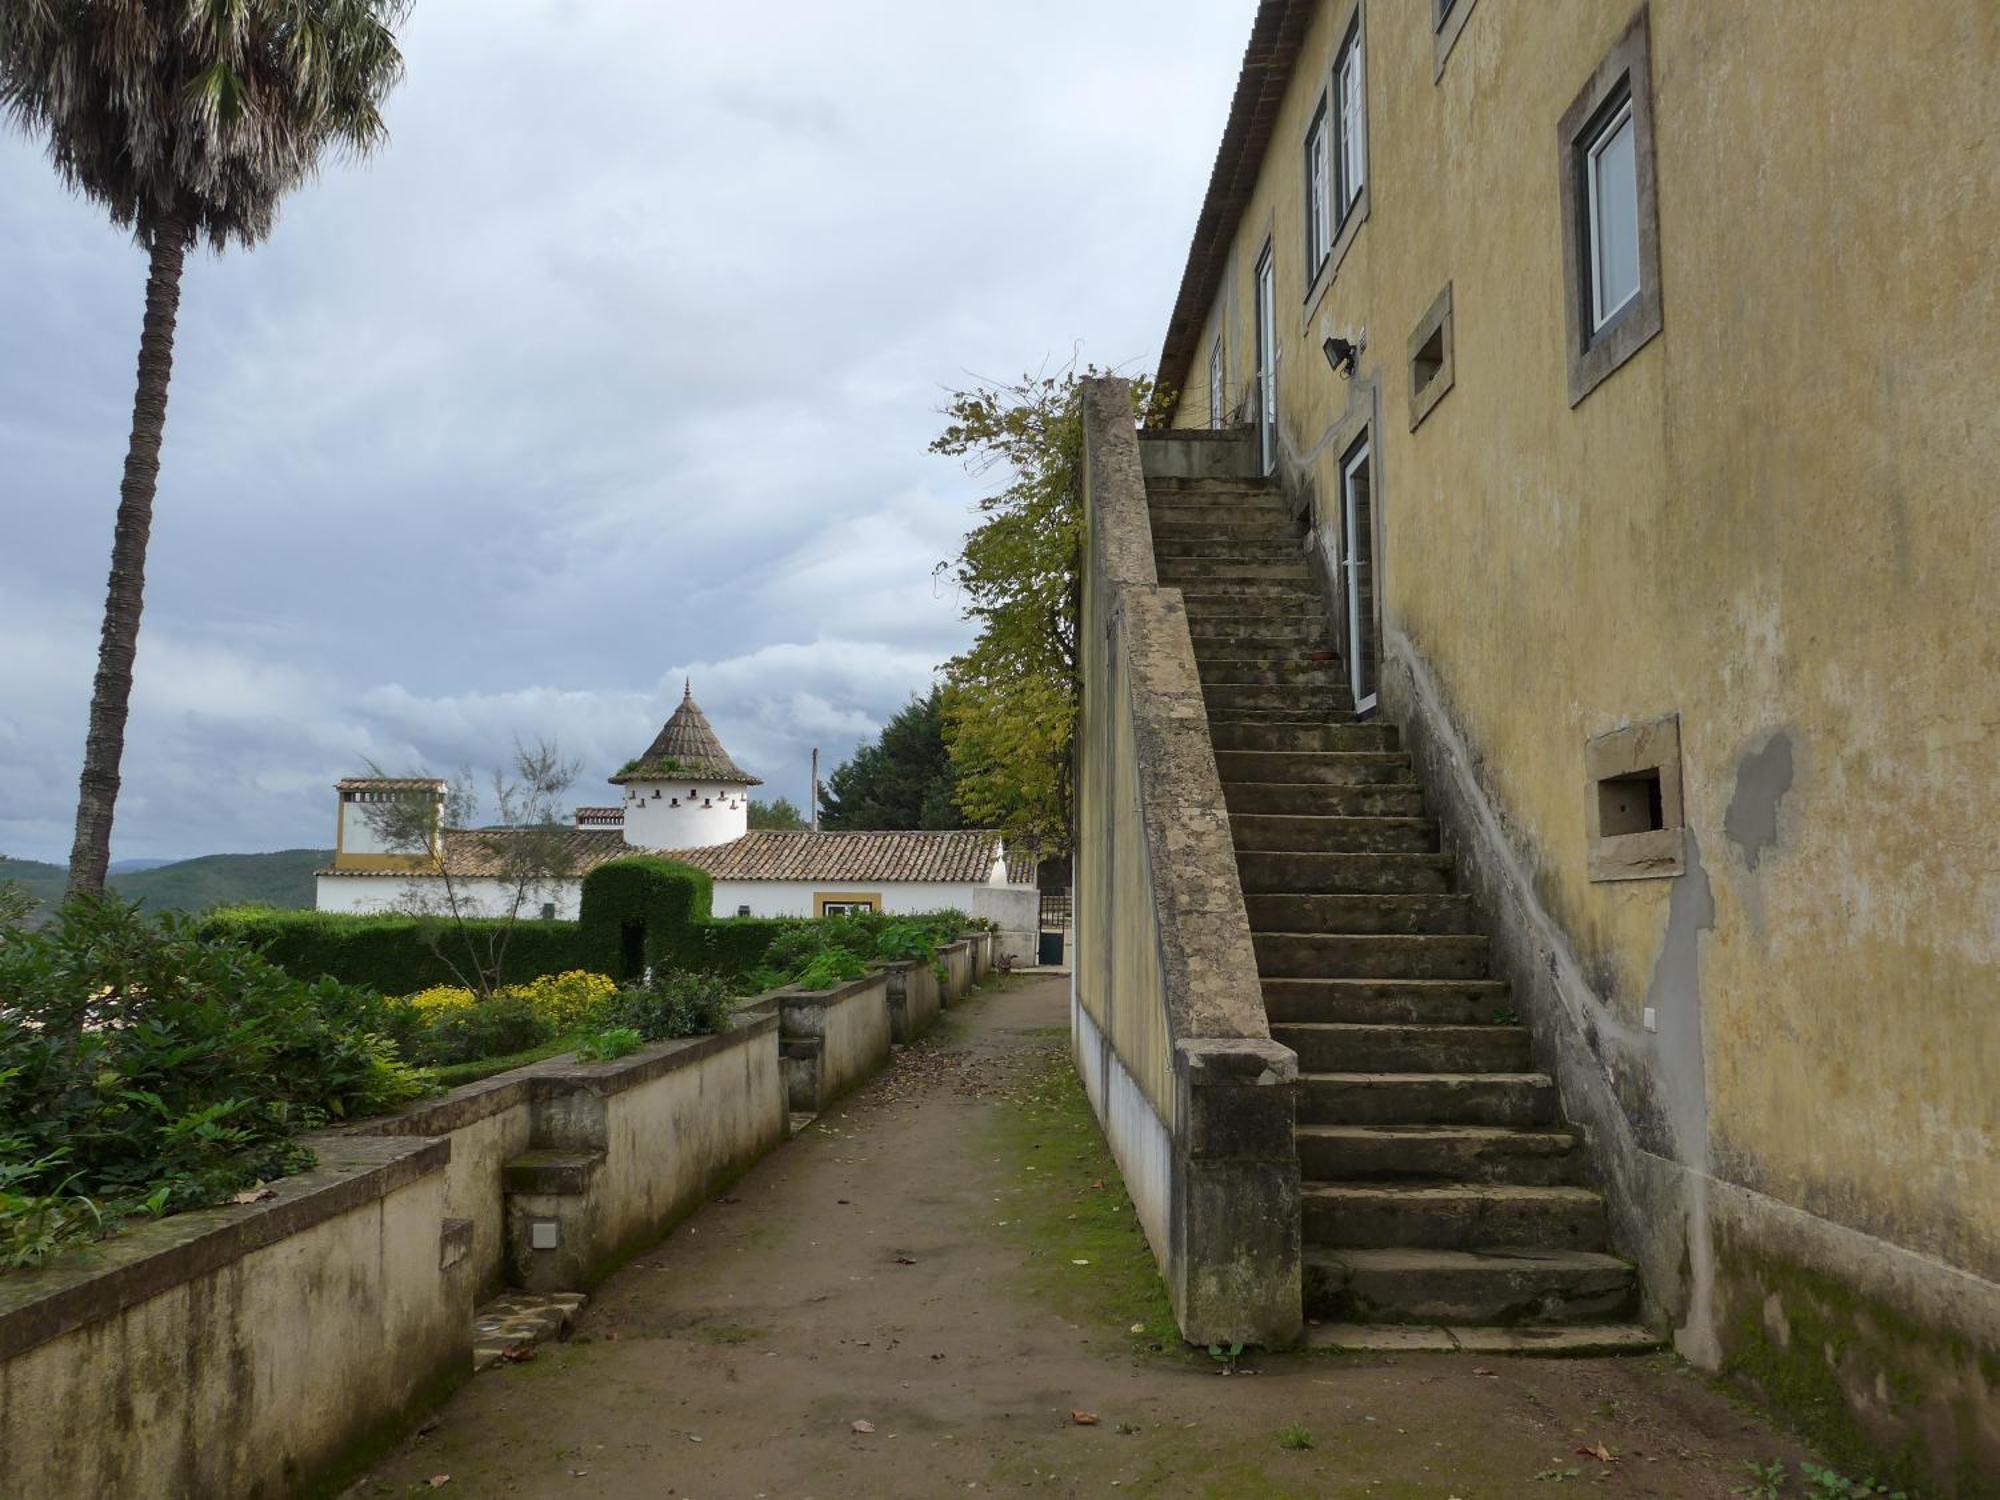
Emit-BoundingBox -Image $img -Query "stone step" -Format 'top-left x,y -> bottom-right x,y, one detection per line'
1304,1128 -> 1584,1184
1176,579 -> 1321,604
1187,618 -> 1329,645
1212,705 -> 1362,725
1255,931 -> 1488,979
1296,1123 -> 1582,1184
1305,1322 -> 1665,1355
1210,721 -> 1398,753
1246,892 -> 1472,936
1151,536 -> 1302,561
1298,1071 -> 1554,1126
1303,1246 -> 1638,1326
1263,978 -> 1513,1024
1303,1182 -> 1610,1252
1158,563 -> 1313,587
1145,476 -> 1290,498
1238,851 -> 1456,896
1205,682 -> 1350,715
1273,1021 -> 1530,1072
1214,751 -> 1413,787
1148,500 -> 1291,522
1195,660 -> 1344,688
1225,782 -> 1424,817
1182,599 -> 1327,627
1232,813 -> 1437,853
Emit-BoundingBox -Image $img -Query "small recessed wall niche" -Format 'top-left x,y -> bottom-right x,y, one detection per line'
1585,713 -> 1685,881
1407,282 -> 1455,431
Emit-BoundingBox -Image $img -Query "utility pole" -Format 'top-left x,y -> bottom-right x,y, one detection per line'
810,747 -> 820,832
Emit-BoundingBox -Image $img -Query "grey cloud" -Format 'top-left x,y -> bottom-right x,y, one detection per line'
0,0 -> 1254,861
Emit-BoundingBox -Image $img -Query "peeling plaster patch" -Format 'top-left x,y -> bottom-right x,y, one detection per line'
1725,731 -> 1796,872
1649,832 -> 1718,1365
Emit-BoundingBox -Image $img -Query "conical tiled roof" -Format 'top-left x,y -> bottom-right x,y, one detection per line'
610,683 -> 762,787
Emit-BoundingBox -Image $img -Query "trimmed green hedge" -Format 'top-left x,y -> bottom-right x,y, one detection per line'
198,907 -> 588,994
205,858 -> 795,994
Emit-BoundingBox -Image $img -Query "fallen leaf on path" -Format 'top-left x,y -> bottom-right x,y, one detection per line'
499,1342 -> 536,1363
232,1187 -> 277,1205
1129,1323 -> 1146,1334
1471,1366 -> 1495,1376
1070,1258 -> 1090,1265
851,1420 -> 876,1434
1070,1410 -> 1100,1426
426,1478 -> 451,1490
895,1255 -> 918,1265
1576,1443 -> 1619,1463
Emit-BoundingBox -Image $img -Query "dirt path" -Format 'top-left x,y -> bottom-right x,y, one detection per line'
350,974 -> 1828,1499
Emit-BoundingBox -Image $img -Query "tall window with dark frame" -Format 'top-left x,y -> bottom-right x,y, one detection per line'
1304,95 -> 1332,274
1556,8 -> 1660,406
1334,19 -> 1366,215
1581,87 -> 1641,335
1208,336 -> 1226,430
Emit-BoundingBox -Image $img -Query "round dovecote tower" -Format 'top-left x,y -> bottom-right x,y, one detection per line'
611,683 -> 761,850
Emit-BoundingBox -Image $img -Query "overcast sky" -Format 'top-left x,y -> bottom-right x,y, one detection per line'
0,1 -> 1248,863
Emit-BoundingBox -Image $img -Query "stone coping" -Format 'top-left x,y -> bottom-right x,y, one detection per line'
765,972 -> 886,1009
348,1010 -> 780,1136
0,1132 -> 447,1364
1084,378 -> 1272,1049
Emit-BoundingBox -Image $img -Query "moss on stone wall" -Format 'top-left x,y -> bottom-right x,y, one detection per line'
1715,1236 -> 1997,1497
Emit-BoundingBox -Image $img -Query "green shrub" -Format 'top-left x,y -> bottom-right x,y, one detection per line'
575,1027 -> 643,1062
405,992 -> 553,1067
201,906 -> 589,995
793,949 -> 868,990
604,969 -> 732,1041
0,898 -> 426,1267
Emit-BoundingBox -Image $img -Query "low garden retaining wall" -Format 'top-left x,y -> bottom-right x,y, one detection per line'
0,941 -> 981,1496
940,938 -> 975,1002
872,959 -> 943,1044
0,1134 -> 469,1499
770,972 -> 894,1112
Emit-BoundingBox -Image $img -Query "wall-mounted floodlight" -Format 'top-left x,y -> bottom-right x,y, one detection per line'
1322,331 -> 1366,379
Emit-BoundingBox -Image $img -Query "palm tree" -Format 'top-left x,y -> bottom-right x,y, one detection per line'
1,0 -> 411,896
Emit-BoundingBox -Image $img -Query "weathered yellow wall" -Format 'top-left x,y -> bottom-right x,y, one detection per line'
1165,0 -> 1997,1481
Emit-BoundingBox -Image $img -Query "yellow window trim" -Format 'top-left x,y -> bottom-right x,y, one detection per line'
814,892 -> 881,916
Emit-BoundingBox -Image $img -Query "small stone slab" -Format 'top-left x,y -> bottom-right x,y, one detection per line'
788,1111 -> 819,1137
472,1290 -> 587,1372
1308,1321 -> 1663,1356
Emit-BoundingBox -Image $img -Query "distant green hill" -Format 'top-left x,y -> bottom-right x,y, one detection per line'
0,850 -> 331,922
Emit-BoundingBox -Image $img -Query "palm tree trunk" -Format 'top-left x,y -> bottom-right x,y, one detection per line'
66,219 -> 188,899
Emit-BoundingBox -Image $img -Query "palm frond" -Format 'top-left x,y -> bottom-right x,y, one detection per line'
0,0 -> 411,250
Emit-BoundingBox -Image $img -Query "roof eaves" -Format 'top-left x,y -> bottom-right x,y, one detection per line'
1152,0 -> 1314,417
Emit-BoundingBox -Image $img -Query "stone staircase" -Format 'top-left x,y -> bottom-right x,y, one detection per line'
1148,471 -> 1656,1354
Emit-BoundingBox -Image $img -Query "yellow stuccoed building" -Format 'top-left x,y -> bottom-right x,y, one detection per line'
1129,0 -> 1995,1488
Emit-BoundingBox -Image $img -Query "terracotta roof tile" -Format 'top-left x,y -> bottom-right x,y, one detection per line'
610,684 -> 761,787
322,828 -> 1023,886
659,830 -> 1011,884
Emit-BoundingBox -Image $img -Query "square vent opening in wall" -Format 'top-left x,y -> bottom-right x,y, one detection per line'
1586,715 -> 1684,881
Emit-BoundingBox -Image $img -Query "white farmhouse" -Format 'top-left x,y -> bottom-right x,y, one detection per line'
314,685 -> 1040,959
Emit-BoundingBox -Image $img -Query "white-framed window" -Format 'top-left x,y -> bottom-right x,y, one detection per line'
1305,96 -> 1332,272
1208,336 -> 1226,430
1335,21 -> 1366,213
1585,95 -> 1640,330
1254,244 -> 1277,475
